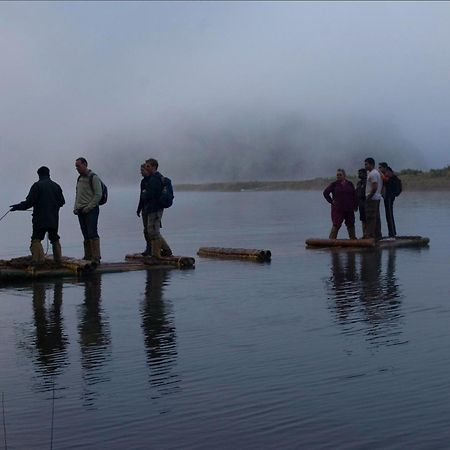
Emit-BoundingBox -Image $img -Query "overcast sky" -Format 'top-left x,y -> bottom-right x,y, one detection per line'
1,1 -> 449,185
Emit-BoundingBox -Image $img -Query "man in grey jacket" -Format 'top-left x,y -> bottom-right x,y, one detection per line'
74,157 -> 102,264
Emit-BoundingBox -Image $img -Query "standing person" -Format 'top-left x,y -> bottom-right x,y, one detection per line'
137,163 -> 152,256
74,157 -> 102,264
10,166 -> 65,265
364,157 -> 383,240
356,168 -> 368,238
323,168 -> 358,239
141,158 -> 172,258
379,162 -> 397,237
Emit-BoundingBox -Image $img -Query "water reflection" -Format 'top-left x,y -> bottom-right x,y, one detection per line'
327,249 -> 403,346
141,269 -> 179,398
77,274 -> 111,407
28,280 -> 69,390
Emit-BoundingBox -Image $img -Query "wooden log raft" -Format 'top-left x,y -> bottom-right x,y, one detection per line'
197,247 -> 271,262
125,254 -> 195,269
306,236 -> 429,249
0,254 -> 195,282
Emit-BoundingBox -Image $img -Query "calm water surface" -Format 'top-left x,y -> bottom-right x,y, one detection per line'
1,189 -> 450,449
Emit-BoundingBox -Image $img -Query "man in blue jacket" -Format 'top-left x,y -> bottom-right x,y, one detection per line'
141,159 -> 172,258
10,166 -> 65,264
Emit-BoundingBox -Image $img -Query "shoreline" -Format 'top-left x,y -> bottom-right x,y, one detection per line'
176,174 -> 450,192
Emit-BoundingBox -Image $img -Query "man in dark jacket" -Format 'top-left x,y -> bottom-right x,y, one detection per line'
141,158 -> 172,258
10,166 -> 65,264
379,162 -> 397,237
137,163 -> 152,256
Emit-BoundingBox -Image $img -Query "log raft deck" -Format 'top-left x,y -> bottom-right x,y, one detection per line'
305,235 -> 430,249
0,254 -> 195,282
197,247 -> 272,262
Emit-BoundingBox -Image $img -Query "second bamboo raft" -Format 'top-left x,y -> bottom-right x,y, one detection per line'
197,247 -> 271,262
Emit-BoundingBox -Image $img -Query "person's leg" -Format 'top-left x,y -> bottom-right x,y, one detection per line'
330,207 -> 343,239
344,212 -> 356,239
146,211 -> 162,257
85,207 -> 100,263
364,200 -> 377,238
384,196 -> 396,237
141,210 -> 151,255
48,229 -> 62,263
30,228 -> 46,264
159,210 -> 172,256
78,214 -> 91,259
375,200 -> 382,240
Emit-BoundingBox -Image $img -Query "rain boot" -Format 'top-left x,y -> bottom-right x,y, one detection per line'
90,238 -> 101,265
83,240 -> 92,260
142,241 -> 152,256
151,237 -> 162,259
160,236 -> 173,257
30,239 -> 45,265
52,240 -> 62,264
347,225 -> 356,240
329,226 -> 339,239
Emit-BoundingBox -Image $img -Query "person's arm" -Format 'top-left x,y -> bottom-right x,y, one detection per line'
367,177 -> 378,200
137,179 -> 144,216
323,183 -> 334,204
10,184 -> 38,211
83,174 -> 102,212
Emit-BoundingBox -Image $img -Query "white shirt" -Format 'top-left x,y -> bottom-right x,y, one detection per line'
366,169 -> 383,200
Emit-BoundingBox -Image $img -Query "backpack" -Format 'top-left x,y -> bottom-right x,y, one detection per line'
79,172 -> 108,205
158,175 -> 174,208
390,174 -> 402,197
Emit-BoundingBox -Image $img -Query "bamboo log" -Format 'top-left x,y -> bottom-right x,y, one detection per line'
197,247 -> 271,261
60,257 -> 95,274
305,238 -> 376,248
125,254 -> 195,269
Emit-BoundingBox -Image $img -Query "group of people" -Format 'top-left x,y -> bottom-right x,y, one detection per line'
323,157 -> 400,240
8,154 -> 399,266
9,157 -> 171,266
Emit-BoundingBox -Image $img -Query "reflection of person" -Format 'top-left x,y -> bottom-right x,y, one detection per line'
356,168 -> 367,238
323,169 -> 358,239
329,252 -> 357,322
30,281 -> 68,380
78,274 -> 111,406
364,158 -> 383,240
327,249 -> 402,345
10,166 -> 65,265
141,158 -> 172,258
141,269 -> 178,395
379,162 -> 397,237
74,157 -> 102,264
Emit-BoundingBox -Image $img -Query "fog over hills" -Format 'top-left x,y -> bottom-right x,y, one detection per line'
89,109 -> 425,184
1,1 -> 448,191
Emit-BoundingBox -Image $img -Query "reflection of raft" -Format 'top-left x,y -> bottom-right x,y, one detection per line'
197,247 -> 271,262
305,236 -> 430,249
0,254 -> 195,282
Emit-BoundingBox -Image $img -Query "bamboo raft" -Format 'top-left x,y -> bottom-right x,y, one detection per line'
197,247 -> 272,262
305,235 -> 430,249
0,254 -> 195,282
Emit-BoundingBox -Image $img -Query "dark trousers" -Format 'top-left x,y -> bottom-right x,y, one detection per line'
331,206 -> 355,227
32,227 -> 60,243
384,196 -> 397,237
78,206 -> 99,240
365,199 -> 382,239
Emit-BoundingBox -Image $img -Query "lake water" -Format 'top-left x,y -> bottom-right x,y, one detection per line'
1,189 -> 450,449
